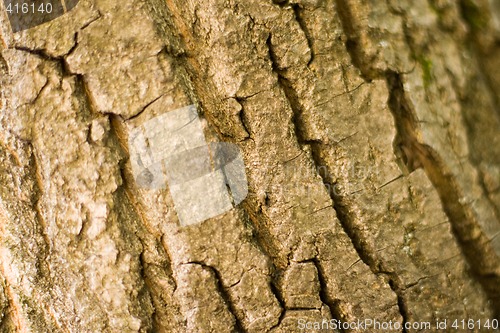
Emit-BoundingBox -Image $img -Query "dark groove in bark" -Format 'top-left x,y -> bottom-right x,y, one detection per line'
88,86 -> 180,331
333,0 -> 376,80
307,147 -> 410,331
13,46 -> 61,61
13,46 -> 75,78
331,0 -> 500,313
445,14 -> 500,228
311,259 -> 344,333
387,277 -> 408,333
186,262 -> 247,333
266,35 -> 371,330
144,4 -> 289,330
28,144 -> 52,263
267,27 -> 409,327
386,70 -> 500,318
126,93 -> 166,121
449,70 -> 500,228
0,281 -> 18,332
138,252 -> 158,332
148,2 -> 286,268
268,276 -> 287,331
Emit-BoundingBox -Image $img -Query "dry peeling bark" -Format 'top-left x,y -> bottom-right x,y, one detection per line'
0,0 -> 499,332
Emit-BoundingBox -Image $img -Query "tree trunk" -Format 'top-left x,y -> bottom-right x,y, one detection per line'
1,0 -> 499,332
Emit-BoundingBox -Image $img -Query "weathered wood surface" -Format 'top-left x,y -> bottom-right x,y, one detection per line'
0,0 -> 499,331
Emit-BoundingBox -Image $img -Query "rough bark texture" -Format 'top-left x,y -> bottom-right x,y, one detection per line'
0,0 -> 499,332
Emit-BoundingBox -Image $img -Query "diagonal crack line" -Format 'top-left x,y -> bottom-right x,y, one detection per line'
309,152 -> 411,331
450,77 -> 500,228
333,0 -> 375,80
268,278 -> 286,331
311,259 -> 344,333
184,261 -> 247,333
383,273 -> 409,333
29,145 -> 51,263
266,35 -> 307,144
313,82 -> 365,108
138,252 -> 158,330
13,46 -> 67,74
106,102 -> 181,331
269,1 -> 315,67
267,30 -> 411,328
386,70 -> 500,318
0,275 -> 24,332
266,34 -> 356,331
144,3 -> 287,330
14,45 -> 72,77
441,50 -> 500,228
80,11 -> 102,31
126,93 -> 166,121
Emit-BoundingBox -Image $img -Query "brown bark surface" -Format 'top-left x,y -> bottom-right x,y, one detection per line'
0,0 -> 499,332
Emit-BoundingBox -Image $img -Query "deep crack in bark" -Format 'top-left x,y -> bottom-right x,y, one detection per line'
185,261 -> 247,333
266,33 -> 376,330
311,258 -> 344,333
333,0 -> 376,80
386,70 -> 500,318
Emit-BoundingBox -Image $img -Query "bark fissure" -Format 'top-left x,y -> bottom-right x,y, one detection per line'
266,34 -> 389,329
2,0 -> 498,329
12,12 -> 101,77
268,278 -> 286,331
184,261 -> 247,333
144,4 -> 292,330
386,70 -> 500,316
268,22 -> 416,328
456,95 -> 500,233
385,275 -> 409,333
79,75 -> 178,331
13,46 -> 73,77
333,0 -> 376,80
125,93 -> 166,121
311,159 -> 411,330
29,146 -> 52,266
311,259 -> 344,333
0,283 -> 22,332
138,252 -> 158,330
443,50 -> 500,230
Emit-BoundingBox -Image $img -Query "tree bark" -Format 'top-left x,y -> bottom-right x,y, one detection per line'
0,0 -> 499,332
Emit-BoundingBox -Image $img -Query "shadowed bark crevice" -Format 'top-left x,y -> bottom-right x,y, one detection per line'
184,261 -> 247,333
268,277 -> 287,331
311,259 -> 344,332
290,4 -> 315,67
149,0 -> 296,317
90,90 -> 179,332
385,275 -> 409,333
333,0 -> 377,80
2,0 -> 498,329
266,32 -> 401,329
386,70 -> 500,318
